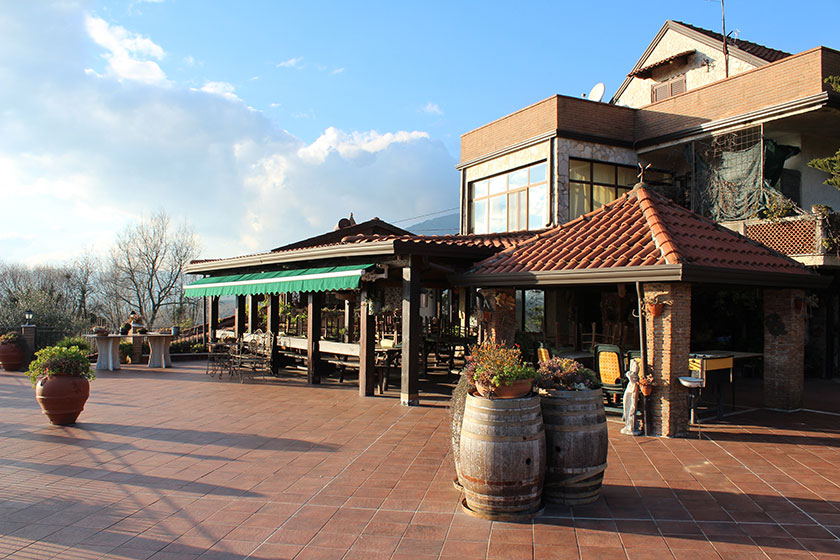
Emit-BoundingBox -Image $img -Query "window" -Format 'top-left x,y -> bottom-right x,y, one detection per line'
651,74 -> 687,103
569,159 -> 637,219
469,162 -> 548,234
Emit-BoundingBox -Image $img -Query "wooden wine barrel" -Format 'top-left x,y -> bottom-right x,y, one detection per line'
459,392 -> 545,519
541,389 -> 608,505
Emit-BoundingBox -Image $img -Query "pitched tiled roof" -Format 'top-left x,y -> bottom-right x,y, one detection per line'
466,186 -> 816,285
628,49 -> 696,78
674,21 -> 791,63
334,231 -> 536,251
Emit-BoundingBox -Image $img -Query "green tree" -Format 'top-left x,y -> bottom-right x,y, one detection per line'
808,77 -> 840,190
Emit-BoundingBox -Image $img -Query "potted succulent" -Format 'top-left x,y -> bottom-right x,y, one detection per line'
537,357 -> 607,505
27,345 -> 95,425
0,332 -> 26,371
466,340 -> 539,398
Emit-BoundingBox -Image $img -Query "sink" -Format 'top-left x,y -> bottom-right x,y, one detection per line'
679,376 -> 704,388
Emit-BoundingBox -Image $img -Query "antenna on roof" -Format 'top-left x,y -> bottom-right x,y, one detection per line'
587,82 -> 606,102
721,0 -> 730,77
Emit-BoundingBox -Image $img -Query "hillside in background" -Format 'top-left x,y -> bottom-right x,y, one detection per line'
406,213 -> 459,236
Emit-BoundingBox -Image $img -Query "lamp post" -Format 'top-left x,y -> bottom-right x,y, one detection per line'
24,310 -> 33,326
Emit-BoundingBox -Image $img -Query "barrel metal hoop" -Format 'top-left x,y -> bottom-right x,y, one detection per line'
460,430 -> 544,442
544,423 -> 605,432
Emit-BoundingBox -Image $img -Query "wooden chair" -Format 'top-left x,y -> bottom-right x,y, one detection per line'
595,344 -> 626,412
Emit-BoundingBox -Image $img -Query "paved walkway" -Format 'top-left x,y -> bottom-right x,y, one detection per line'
0,362 -> 838,559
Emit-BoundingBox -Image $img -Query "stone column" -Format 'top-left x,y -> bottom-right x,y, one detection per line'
479,288 -> 517,346
643,282 -> 691,437
763,288 -> 805,409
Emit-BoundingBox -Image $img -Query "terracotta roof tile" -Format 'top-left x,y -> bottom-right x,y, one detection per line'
469,186 -> 813,279
674,21 -> 791,63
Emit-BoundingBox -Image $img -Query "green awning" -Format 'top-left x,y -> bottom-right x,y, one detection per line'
184,264 -> 374,297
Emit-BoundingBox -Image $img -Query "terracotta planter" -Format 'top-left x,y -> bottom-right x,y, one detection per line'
475,379 -> 533,399
640,384 -> 653,396
646,302 -> 664,317
0,344 -> 24,371
35,375 -> 90,426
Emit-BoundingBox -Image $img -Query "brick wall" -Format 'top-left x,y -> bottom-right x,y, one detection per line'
643,282 -> 691,437
763,288 -> 806,409
460,95 -> 635,164
636,48 -> 838,142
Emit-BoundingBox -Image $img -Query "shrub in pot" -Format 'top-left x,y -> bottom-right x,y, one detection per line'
27,345 -> 95,426
0,332 -> 26,371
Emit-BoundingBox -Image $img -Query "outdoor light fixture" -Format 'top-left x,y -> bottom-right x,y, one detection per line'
24,310 -> 33,325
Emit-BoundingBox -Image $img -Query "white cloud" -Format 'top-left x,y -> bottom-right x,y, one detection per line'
422,102 -> 443,116
331,67 -> 345,75
84,15 -> 168,84
0,5 -> 457,264
297,127 -> 429,164
277,56 -> 303,69
197,81 -> 241,102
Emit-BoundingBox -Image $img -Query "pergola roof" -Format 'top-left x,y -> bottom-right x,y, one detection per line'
459,186 -> 826,288
185,228 -> 535,276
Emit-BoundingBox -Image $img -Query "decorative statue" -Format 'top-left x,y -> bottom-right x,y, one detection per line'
620,358 -> 642,436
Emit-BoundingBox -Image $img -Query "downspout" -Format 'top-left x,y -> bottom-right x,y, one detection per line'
635,281 -> 647,377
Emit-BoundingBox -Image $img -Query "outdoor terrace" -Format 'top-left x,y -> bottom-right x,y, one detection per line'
1,362 -> 839,559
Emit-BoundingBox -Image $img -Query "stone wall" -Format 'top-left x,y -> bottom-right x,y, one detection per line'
643,282 -> 691,437
763,288 -> 806,409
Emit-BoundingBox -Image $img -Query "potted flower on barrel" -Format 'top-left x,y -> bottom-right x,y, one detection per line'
467,340 -> 539,398
27,345 -> 96,426
536,357 -> 608,506
0,332 -> 26,371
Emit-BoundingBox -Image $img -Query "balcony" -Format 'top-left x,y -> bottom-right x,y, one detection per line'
722,211 -> 840,269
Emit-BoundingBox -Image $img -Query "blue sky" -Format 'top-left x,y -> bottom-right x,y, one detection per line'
1,0 -> 837,264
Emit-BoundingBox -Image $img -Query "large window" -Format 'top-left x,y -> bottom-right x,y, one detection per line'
569,159 -> 638,220
469,162 -> 548,234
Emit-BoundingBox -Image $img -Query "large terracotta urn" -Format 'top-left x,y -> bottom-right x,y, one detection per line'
35,375 -> 90,425
0,343 -> 24,371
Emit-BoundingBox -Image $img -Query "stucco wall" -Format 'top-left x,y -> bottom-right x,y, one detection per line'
617,29 -> 759,109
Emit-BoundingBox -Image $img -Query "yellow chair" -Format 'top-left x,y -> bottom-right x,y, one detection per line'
595,344 -> 626,409
537,346 -> 551,363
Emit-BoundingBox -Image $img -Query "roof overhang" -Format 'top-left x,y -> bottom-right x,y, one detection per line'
455,263 -> 828,289
628,49 -> 696,79
184,264 -> 375,298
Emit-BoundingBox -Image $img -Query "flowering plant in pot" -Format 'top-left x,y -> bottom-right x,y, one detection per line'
637,370 -> 655,396
0,332 -> 26,371
27,345 -> 95,426
536,357 -> 600,394
465,340 -> 539,398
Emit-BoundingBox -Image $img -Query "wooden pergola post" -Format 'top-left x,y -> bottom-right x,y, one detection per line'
209,296 -> 219,342
401,256 -> 421,405
234,296 -> 246,338
359,285 -> 375,396
248,295 -> 261,333
267,294 -> 280,334
344,298 -> 355,343
307,292 -> 322,384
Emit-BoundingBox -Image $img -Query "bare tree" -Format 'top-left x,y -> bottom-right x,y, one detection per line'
107,211 -> 199,328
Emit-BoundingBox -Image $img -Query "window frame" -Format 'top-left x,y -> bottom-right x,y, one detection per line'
651,74 -> 687,103
468,161 -> 548,234
568,158 -> 637,220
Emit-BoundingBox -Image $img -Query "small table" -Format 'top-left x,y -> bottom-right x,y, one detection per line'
85,334 -> 123,371
144,334 -> 173,368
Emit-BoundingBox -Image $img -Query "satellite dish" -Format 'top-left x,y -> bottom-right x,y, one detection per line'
588,82 -> 605,103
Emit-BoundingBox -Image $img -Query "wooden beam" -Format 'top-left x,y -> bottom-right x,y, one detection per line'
401,257 -> 421,405
307,292 -> 322,384
359,286 -> 375,396
344,299 -> 355,343
234,295 -> 246,338
248,294 -> 262,334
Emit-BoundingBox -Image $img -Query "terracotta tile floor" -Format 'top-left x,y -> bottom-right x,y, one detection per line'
1,363 -> 839,559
